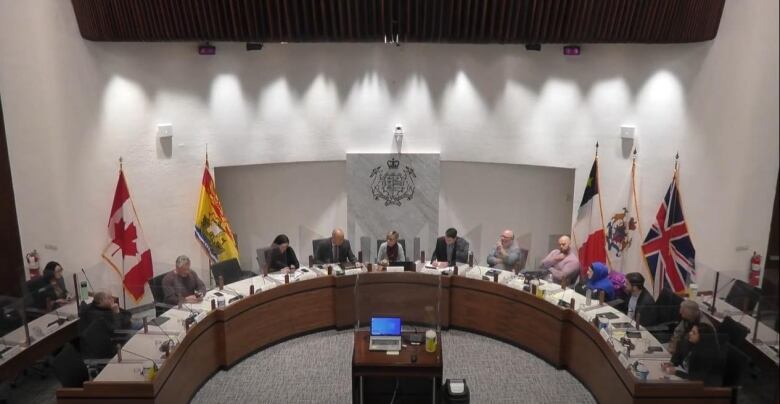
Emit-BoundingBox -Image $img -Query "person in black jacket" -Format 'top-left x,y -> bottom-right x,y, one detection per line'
431,228 -> 470,267
619,272 -> 657,326
269,234 -> 300,273
79,291 -> 133,358
315,228 -> 356,264
662,323 -> 725,386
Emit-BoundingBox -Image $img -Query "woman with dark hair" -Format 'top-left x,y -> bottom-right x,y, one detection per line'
662,323 -> 725,386
269,234 -> 300,273
42,261 -> 71,307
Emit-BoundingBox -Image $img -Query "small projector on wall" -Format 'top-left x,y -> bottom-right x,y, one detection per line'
198,43 -> 216,56
563,45 -> 580,56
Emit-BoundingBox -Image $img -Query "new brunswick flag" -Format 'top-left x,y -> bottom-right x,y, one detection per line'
194,160 -> 239,263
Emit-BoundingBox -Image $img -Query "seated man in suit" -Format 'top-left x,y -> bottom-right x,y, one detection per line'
539,235 -> 580,284
431,228 -> 469,268
619,272 -> 657,326
162,255 -> 206,306
315,228 -> 356,264
486,230 -> 522,270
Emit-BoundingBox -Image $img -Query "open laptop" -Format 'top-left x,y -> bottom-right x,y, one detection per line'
368,317 -> 402,351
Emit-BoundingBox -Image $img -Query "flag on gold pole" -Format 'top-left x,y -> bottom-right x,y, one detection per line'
194,157 -> 239,263
606,149 -> 650,290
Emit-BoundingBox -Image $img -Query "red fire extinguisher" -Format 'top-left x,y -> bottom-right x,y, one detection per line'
749,251 -> 761,287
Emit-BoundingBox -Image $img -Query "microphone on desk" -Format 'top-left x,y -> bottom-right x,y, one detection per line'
119,345 -> 162,368
148,317 -> 179,356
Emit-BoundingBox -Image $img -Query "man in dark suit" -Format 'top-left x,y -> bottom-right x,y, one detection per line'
619,272 -> 657,326
431,228 -> 470,267
315,228 -> 357,264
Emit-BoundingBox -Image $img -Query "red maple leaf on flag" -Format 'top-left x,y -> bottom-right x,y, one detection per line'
112,219 -> 138,257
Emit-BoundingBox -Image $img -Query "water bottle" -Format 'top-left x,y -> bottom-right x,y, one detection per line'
585,288 -> 592,306
79,281 -> 89,301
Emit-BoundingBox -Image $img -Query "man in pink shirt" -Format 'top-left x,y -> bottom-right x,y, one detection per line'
540,235 -> 580,284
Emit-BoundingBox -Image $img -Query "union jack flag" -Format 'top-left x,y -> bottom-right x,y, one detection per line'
641,176 -> 695,293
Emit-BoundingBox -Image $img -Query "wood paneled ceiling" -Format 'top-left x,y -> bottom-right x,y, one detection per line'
71,0 -> 726,44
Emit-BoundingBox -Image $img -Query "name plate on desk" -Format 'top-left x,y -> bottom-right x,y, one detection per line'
344,268 -> 363,277
386,266 -> 404,273
0,345 -> 22,360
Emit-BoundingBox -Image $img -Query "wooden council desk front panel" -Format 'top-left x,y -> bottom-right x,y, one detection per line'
57,273 -> 731,404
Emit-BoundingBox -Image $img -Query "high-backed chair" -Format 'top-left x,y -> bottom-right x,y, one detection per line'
722,344 -> 751,402
210,258 -> 252,285
375,239 -> 407,261
256,247 -> 274,276
646,288 -> 684,343
52,343 -> 90,388
312,238 -> 331,261
147,273 -> 167,317
516,248 -> 529,271
724,279 -> 761,313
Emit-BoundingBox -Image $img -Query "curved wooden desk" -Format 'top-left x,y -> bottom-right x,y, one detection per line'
57,272 -> 731,404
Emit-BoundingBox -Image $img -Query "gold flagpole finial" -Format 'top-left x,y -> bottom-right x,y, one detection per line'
205,143 -> 209,167
595,141 -> 599,157
119,156 -> 123,171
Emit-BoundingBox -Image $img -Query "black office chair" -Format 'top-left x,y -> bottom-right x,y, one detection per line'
52,343 -> 90,388
375,239 -> 407,261
80,318 -> 118,360
722,344 -> 751,404
312,238 -> 331,261
724,280 -> 761,313
210,258 -> 252,285
646,288 -> 684,343
147,273 -> 167,317
718,316 -> 750,345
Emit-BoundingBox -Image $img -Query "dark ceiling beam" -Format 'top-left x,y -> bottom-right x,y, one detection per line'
70,0 -> 726,44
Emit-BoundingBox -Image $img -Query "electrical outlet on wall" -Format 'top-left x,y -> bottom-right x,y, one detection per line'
735,245 -> 749,252
44,244 -> 58,251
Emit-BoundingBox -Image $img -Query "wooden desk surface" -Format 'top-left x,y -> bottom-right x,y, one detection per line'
58,269 -> 732,404
353,331 -> 441,377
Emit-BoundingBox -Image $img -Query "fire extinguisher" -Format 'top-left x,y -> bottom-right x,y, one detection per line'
26,249 -> 41,279
749,251 -> 761,287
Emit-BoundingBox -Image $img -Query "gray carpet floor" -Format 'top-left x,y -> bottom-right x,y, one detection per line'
192,329 -> 596,404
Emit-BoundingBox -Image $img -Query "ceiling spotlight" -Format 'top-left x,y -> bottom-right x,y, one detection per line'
563,45 -> 581,56
525,43 -> 542,51
198,42 -> 216,56
246,42 -> 264,51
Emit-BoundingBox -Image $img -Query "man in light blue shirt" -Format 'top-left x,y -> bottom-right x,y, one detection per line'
486,230 -> 522,270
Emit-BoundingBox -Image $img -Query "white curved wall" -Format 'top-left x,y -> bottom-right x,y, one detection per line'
0,1 -> 777,304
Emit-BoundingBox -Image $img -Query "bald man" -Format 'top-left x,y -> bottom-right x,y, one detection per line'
540,235 -> 581,284
315,228 -> 356,264
487,230 -> 522,270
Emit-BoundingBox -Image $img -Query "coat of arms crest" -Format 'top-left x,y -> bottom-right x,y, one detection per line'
369,158 -> 416,206
607,208 -> 637,257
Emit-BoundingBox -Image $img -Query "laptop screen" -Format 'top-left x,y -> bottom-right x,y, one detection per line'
370,317 -> 401,336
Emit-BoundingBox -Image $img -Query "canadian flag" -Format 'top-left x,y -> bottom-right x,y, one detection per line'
101,170 -> 154,302
573,157 -> 609,277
